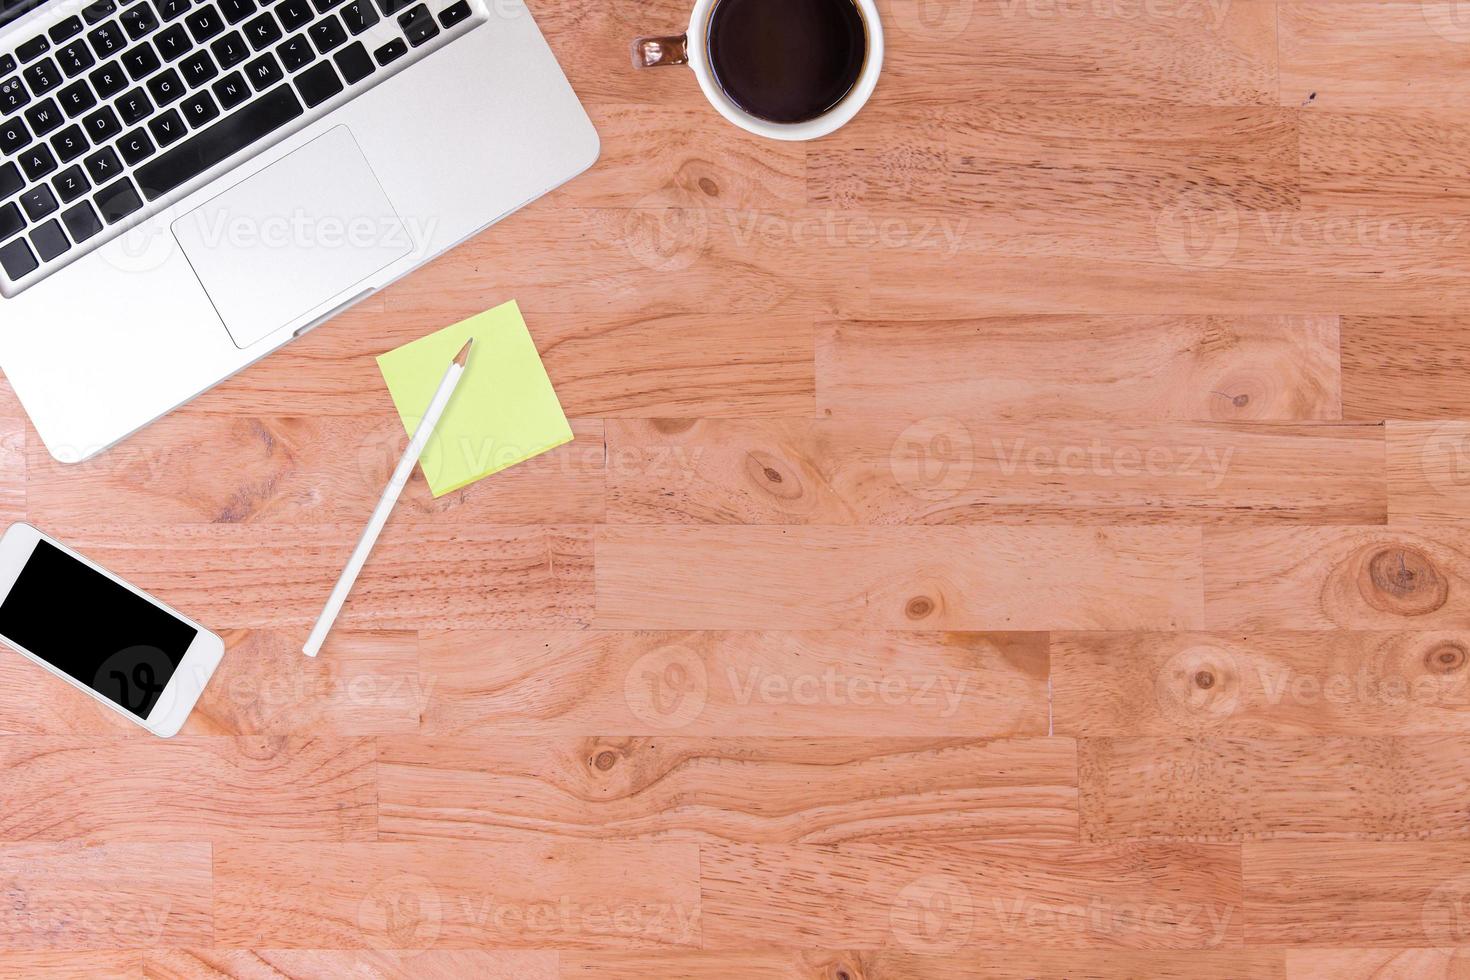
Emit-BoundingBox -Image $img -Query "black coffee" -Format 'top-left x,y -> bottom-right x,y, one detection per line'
707,0 -> 867,125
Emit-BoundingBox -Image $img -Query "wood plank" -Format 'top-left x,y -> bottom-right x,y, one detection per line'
0,737 -> 375,841
699,841 -> 1242,949
1243,842 -> 1470,945
562,949 -> 1287,979
213,841 -> 701,948
205,309 -> 815,419
1343,316 -> 1470,421
1079,736 -> 1470,842
1286,949 -> 1470,979
595,526 -> 1203,630
0,843 -> 211,950
1204,526 -> 1470,629
605,418 -> 1384,525
1279,2 -> 1470,111
1299,110 -> 1470,212
377,737 -> 1077,844
26,416 -> 605,526
1388,422 -> 1470,523
1052,631 -> 1470,737
811,104 -> 1299,213
816,315 -> 1341,422
143,949 -> 558,979
0,952 -> 142,979
46,525 -> 594,631
418,630 -> 1048,737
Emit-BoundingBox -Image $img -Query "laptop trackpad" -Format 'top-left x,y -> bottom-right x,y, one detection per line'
172,126 -> 411,349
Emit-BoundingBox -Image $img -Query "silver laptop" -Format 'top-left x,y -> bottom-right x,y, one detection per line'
0,0 -> 597,461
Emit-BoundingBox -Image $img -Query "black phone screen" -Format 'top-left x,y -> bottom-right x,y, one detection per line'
0,538 -> 196,718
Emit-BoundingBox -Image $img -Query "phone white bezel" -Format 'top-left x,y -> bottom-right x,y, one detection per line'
0,522 -> 225,737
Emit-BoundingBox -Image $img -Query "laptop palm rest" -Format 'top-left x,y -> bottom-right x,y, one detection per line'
171,125 -> 411,349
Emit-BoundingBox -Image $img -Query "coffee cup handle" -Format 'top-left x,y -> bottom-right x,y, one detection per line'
632,34 -> 689,68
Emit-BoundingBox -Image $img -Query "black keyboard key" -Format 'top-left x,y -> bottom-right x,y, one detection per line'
83,145 -> 120,182
23,58 -> 62,94
185,6 -> 225,42
82,104 -> 120,142
242,12 -> 280,50
121,2 -> 161,39
24,97 -> 63,135
88,21 -> 126,57
309,16 -> 346,53
211,69 -> 248,108
121,42 -> 161,79
148,107 -> 186,145
376,0 -> 412,16
332,40 -> 371,85
95,176 -> 142,222
57,81 -> 96,117
293,58 -> 339,106
0,162 -> 20,199
89,60 -> 127,98
0,201 -> 21,239
50,125 -> 87,162
276,33 -> 312,71
157,0 -> 191,19
155,22 -> 192,60
20,184 -> 57,219
49,17 -> 84,44
83,0 -> 119,24
0,77 -> 28,113
437,0 -> 468,28
56,39 -> 97,76
211,30 -> 250,66
137,83 -> 301,197
0,237 -> 37,279
276,0 -> 312,31
312,0 -> 344,12
118,126 -> 154,163
0,56 -> 11,75
61,199 -> 103,240
20,143 -> 56,180
52,164 -> 90,201
243,52 -> 281,89
220,0 -> 256,23
397,4 -> 436,46
30,217 -> 68,261
181,49 -> 217,85
372,37 -> 404,66
16,36 -> 51,63
115,87 -> 151,123
340,0 -> 377,33
179,89 -> 218,126
0,116 -> 30,154
147,66 -> 185,103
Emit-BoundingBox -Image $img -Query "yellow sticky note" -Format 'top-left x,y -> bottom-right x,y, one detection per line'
377,300 -> 572,497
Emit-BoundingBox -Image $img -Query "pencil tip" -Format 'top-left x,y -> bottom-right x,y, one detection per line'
454,338 -> 473,367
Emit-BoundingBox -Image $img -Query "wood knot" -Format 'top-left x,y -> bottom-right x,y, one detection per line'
905,596 -> 935,620
698,177 -> 719,197
652,418 -> 697,434
592,750 -> 619,771
1426,642 -> 1468,675
1232,393 -> 1249,407
744,451 -> 803,501
1360,546 -> 1449,617
1194,670 -> 1215,689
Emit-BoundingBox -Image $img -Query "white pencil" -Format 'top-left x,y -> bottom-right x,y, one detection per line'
303,338 -> 474,657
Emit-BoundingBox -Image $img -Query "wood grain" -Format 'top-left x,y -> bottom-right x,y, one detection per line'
1387,422 -> 1470,523
816,315 -> 1342,422
417,630 -> 1048,737
1342,316 -> 1470,421
605,418 -> 1384,525
1052,631 -> 1470,736
142,949 -> 558,979
1285,949 -> 1470,979
377,736 -> 1077,844
596,526 -> 1203,629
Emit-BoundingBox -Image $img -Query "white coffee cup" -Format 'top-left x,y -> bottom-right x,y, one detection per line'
632,0 -> 884,142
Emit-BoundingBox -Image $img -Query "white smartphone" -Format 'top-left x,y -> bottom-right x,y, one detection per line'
0,522 -> 225,737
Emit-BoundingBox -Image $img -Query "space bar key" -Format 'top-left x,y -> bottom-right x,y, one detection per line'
137,86 -> 306,201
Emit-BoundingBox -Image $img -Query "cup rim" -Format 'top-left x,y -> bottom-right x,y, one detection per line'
684,0 -> 884,142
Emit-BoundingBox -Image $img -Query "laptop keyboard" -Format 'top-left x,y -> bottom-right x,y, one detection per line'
0,0 -> 480,293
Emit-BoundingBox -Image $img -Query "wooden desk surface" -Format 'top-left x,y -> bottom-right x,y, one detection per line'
5,0 -> 1470,976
